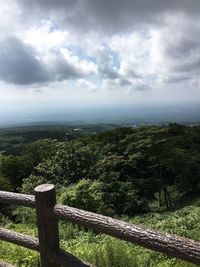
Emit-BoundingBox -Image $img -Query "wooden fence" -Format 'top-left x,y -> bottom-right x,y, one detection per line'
0,184 -> 200,267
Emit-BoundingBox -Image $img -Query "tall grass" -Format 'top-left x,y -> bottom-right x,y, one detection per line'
0,203 -> 199,267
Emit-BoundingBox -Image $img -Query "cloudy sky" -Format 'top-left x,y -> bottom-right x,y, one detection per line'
0,0 -> 200,123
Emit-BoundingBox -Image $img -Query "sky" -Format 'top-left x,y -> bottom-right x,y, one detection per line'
0,0 -> 200,124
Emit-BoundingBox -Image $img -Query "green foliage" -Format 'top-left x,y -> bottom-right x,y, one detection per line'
59,179 -> 105,213
0,155 -> 28,190
1,124 -> 199,214
51,203 -> 200,267
35,141 -> 98,185
0,175 -> 12,191
0,124 -> 117,155
0,139 -> 59,190
1,204 -> 199,266
1,123 -> 200,266
0,241 -> 39,267
21,175 -> 47,194
12,207 -> 36,224
0,223 -> 39,266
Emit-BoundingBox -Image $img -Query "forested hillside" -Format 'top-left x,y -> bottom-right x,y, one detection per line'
1,123 -> 200,214
0,123 -> 200,266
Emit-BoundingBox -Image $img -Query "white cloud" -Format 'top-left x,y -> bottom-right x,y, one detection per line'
0,0 -> 22,38
148,14 -> 200,84
23,20 -> 71,53
0,0 -> 200,112
77,79 -> 97,92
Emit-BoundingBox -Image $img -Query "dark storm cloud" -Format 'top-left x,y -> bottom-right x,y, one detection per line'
0,38 -> 84,85
0,38 -> 50,85
18,0 -> 200,33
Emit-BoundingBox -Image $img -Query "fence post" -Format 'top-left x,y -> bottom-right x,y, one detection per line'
35,184 -> 61,267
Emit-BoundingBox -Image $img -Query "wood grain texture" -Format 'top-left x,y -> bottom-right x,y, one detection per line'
0,228 -> 39,251
53,204 -> 200,265
35,184 -> 61,267
0,191 -> 35,208
1,186 -> 200,266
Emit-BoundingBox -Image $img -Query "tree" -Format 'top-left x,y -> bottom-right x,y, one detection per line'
59,179 -> 105,213
35,141 -> 98,185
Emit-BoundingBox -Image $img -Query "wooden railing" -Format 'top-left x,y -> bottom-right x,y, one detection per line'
0,184 -> 200,267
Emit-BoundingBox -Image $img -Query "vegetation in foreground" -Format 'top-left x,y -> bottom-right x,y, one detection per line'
0,123 -> 200,266
1,202 -> 200,267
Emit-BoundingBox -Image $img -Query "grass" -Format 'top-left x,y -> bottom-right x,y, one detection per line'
0,202 -> 200,267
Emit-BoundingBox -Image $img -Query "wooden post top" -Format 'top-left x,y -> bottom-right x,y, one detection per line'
34,183 -> 60,267
35,184 -> 55,193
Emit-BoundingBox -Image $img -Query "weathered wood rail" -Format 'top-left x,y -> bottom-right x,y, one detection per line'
0,184 -> 200,267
